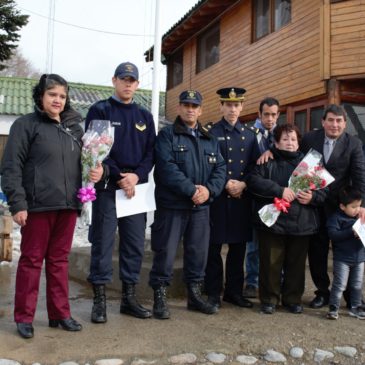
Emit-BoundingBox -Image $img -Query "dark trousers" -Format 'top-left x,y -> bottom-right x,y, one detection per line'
88,190 -> 146,285
205,243 -> 246,297
14,210 -> 77,323
149,207 -> 210,288
308,226 -> 330,298
258,230 -> 309,305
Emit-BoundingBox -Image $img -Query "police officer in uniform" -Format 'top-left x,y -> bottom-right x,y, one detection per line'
205,87 -> 260,308
149,90 -> 226,319
86,62 -> 156,323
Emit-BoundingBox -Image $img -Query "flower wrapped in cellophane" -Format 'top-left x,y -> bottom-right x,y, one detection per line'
78,120 -> 114,225
259,148 -> 335,227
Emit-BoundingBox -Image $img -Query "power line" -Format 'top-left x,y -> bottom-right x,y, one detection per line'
18,6 -> 154,37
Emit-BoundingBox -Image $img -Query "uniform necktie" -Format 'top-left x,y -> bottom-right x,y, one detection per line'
324,139 -> 334,163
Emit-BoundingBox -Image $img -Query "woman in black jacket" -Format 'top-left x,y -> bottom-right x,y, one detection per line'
248,124 -> 326,315
1,74 -> 102,338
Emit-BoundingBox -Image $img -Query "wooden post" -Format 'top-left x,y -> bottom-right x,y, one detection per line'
328,78 -> 341,105
0,214 -> 13,262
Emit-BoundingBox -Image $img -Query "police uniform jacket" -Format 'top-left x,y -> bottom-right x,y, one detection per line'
209,118 -> 261,244
154,116 -> 226,210
85,97 -> 156,189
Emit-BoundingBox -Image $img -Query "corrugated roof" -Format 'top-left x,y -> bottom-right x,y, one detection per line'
0,76 -> 165,118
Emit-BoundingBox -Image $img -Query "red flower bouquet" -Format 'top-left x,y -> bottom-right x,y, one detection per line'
259,149 -> 335,227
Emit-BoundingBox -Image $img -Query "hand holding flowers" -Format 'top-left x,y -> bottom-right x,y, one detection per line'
259,149 -> 335,227
78,120 -> 114,225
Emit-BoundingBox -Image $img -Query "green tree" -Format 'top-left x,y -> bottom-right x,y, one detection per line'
0,0 -> 28,70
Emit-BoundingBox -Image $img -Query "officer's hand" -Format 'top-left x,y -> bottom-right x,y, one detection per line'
123,187 -> 135,199
119,173 -> 139,189
192,185 -> 210,205
118,173 -> 139,199
282,187 -> 296,202
13,210 -> 28,227
226,180 -> 246,198
257,150 -> 273,165
89,161 -> 104,183
297,190 -> 312,205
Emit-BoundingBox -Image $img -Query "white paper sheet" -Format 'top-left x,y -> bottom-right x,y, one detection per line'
352,218 -> 365,247
115,181 -> 156,218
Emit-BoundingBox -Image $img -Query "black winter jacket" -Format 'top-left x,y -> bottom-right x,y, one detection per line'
247,147 -> 326,236
1,107 -> 83,215
327,209 -> 365,264
154,117 -> 226,210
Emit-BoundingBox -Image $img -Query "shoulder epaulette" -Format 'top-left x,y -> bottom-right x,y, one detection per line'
249,126 -> 260,134
205,122 -> 214,129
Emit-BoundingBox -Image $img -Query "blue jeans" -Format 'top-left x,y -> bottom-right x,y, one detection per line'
245,240 -> 259,288
329,260 -> 364,309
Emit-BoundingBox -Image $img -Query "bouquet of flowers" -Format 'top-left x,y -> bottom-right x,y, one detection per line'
259,148 -> 335,227
78,120 -> 114,225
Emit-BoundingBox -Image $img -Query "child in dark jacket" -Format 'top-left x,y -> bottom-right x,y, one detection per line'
326,186 -> 365,320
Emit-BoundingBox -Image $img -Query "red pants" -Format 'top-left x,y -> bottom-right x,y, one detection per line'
14,210 -> 77,323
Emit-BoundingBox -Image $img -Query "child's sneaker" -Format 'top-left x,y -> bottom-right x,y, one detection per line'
349,307 -> 365,319
326,305 -> 339,320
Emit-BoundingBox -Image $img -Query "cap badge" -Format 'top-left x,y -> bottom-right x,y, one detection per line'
229,88 -> 236,99
188,91 -> 196,98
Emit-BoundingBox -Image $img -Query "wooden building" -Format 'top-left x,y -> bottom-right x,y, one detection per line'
146,0 -> 365,140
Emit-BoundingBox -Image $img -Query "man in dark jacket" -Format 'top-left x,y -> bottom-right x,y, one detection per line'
149,90 -> 226,319
86,62 -> 156,323
301,104 -> 365,308
204,87 -> 260,309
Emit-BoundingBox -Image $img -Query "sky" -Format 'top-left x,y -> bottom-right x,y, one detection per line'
13,0 -> 198,90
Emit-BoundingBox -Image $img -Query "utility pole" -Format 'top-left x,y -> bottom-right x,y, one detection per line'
46,0 -> 55,73
151,0 -> 162,132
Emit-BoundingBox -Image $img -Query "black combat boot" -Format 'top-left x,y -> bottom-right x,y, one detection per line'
120,282 -> 152,319
91,284 -> 107,323
187,282 -> 218,314
153,285 -> 170,319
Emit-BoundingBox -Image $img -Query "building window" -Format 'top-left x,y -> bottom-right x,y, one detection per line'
253,0 -> 291,41
167,49 -> 183,90
196,22 -> 220,73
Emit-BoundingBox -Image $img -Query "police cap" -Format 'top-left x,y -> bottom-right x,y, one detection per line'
114,62 -> 139,80
179,90 -> 203,106
216,87 -> 246,102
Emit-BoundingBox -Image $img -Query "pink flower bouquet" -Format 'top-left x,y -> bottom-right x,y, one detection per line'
259,148 -> 335,227
78,120 -> 114,225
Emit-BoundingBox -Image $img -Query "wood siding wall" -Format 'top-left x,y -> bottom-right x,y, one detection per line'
165,0 -> 327,123
330,0 -> 365,77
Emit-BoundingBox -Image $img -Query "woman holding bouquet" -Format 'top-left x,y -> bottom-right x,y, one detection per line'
1,74 -> 102,339
247,124 -> 327,315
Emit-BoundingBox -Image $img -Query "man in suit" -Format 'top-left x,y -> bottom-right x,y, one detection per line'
300,104 -> 365,308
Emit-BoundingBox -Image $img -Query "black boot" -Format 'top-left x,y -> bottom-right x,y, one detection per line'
91,284 -> 107,323
120,282 -> 152,319
153,285 -> 170,319
187,282 -> 218,315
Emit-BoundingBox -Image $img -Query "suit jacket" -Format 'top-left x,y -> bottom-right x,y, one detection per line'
300,128 -> 365,214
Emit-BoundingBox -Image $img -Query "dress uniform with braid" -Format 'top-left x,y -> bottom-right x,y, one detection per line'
205,87 -> 261,308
